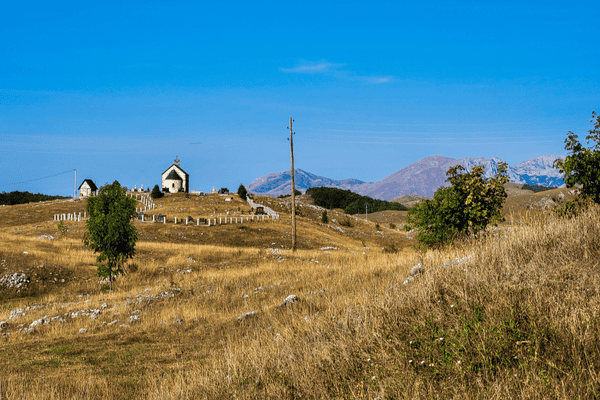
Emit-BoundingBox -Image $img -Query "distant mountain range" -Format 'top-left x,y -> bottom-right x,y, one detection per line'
246,155 -> 566,200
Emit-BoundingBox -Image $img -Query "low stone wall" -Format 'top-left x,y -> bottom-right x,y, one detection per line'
246,197 -> 280,220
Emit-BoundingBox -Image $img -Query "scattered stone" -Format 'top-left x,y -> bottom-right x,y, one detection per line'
320,246 -> 339,251
0,273 -> 30,290
37,234 -> 56,240
129,315 -> 141,324
9,308 -> 25,319
284,294 -> 299,306
0,321 -> 7,330
30,317 -> 49,328
409,263 -> 424,277
236,311 -> 255,321
78,328 -> 86,334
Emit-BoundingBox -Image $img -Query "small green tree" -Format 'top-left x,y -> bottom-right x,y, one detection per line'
406,163 -> 509,251
151,184 -> 164,199
237,184 -> 248,200
321,211 -> 328,223
553,111 -> 600,204
83,181 -> 138,291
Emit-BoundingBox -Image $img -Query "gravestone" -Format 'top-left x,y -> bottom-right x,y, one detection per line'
157,214 -> 165,222
137,212 -> 145,220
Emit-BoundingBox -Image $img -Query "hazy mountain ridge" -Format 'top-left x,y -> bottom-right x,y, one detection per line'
246,169 -> 366,196
247,155 -> 566,200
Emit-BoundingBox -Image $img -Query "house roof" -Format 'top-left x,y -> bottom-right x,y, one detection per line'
78,179 -> 98,191
165,170 -> 183,181
162,164 -> 189,178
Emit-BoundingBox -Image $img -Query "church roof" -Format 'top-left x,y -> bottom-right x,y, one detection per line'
78,179 -> 98,191
161,164 -> 189,177
165,170 -> 183,180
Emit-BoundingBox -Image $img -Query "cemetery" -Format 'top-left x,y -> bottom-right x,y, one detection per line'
53,191 -> 280,227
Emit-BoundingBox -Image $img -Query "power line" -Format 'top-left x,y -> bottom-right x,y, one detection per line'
0,169 -> 75,187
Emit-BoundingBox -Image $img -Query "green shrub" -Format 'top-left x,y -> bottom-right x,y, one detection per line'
406,163 -> 509,251
389,222 -> 396,229
321,211 -> 328,223
554,111 -> 600,204
83,181 -> 138,291
339,217 -> 353,227
555,194 -> 593,218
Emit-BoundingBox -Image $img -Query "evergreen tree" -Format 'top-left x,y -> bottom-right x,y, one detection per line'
151,184 -> 164,199
237,184 -> 248,200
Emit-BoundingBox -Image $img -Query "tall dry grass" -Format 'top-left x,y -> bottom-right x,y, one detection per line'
1,205 -> 600,398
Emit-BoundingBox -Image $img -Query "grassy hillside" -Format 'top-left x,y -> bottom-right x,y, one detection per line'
1,190 -> 598,398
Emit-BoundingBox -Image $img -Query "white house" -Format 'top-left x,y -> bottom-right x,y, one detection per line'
161,157 -> 189,193
78,179 -> 98,197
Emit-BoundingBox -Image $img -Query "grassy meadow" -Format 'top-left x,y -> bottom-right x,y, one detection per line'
0,190 -> 599,398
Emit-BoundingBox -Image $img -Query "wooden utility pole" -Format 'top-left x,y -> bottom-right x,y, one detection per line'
288,117 -> 296,252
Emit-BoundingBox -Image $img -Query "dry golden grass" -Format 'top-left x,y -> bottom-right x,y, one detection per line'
1,194 -> 599,398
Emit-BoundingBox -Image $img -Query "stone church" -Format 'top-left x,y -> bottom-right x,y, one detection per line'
78,179 -> 98,197
161,157 -> 189,193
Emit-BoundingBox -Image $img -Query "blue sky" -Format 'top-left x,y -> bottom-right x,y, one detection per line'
1,1 -> 598,196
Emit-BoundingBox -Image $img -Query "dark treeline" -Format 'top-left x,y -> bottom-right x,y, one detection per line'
522,184 -> 557,193
0,191 -> 69,205
306,187 -> 407,214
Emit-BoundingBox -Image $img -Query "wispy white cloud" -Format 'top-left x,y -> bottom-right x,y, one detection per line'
280,61 -> 345,73
281,60 -> 394,84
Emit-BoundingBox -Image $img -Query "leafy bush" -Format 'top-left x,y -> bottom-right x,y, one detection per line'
554,111 -> 600,204
83,181 -> 138,291
389,222 -> 396,229
0,191 -> 68,205
237,184 -> 248,200
151,184 -> 164,199
406,163 -> 509,251
306,187 -> 406,214
555,194 -> 593,218
57,220 -> 68,235
321,211 -> 328,223
339,216 -> 353,227
383,243 -> 398,253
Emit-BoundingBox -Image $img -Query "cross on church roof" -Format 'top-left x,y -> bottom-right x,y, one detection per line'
174,156 -> 180,166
